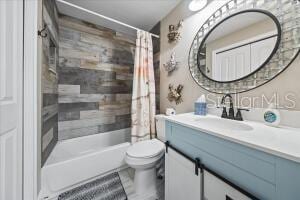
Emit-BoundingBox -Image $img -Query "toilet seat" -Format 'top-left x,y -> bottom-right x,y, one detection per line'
126,139 -> 165,159
125,152 -> 164,169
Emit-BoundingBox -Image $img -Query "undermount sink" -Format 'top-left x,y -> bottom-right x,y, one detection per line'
194,117 -> 253,131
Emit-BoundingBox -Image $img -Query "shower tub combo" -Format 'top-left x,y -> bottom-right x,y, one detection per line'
40,129 -> 131,199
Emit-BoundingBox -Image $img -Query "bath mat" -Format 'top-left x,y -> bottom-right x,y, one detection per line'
58,172 -> 127,200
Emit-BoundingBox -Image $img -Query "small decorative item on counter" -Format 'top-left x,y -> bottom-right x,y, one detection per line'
195,94 -> 207,115
167,84 -> 183,104
263,103 -> 280,127
163,52 -> 179,75
167,20 -> 183,43
166,108 -> 176,116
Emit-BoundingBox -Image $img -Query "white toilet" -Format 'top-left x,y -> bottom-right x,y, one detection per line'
125,114 -> 166,197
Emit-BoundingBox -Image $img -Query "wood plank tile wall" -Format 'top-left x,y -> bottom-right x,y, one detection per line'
151,22 -> 161,114
57,15 -> 136,140
42,0 -> 59,166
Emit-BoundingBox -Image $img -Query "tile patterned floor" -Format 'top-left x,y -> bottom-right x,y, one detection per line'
118,168 -> 165,200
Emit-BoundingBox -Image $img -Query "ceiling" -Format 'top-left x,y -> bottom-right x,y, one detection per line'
56,0 -> 182,36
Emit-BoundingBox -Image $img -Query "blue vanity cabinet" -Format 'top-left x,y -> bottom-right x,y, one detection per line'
165,121 -> 300,200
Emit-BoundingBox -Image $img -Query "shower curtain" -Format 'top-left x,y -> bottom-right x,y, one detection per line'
131,30 -> 156,143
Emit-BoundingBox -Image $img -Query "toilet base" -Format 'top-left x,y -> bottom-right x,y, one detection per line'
133,168 -> 157,197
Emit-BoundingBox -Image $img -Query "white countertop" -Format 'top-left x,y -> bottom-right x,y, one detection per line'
165,113 -> 300,163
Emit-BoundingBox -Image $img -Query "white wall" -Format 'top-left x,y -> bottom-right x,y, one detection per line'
160,0 -> 300,113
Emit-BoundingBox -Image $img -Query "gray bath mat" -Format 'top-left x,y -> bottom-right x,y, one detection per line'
58,172 -> 127,200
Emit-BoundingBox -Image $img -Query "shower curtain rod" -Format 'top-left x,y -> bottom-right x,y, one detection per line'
57,0 -> 160,38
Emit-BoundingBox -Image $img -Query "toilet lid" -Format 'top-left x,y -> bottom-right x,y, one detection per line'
127,139 -> 165,158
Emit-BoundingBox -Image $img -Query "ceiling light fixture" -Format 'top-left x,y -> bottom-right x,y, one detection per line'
188,0 -> 208,12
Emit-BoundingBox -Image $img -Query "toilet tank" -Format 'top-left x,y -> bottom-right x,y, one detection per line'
155,114 -> 167,142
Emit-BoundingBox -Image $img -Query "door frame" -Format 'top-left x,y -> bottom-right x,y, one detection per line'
23,0 -> 42,199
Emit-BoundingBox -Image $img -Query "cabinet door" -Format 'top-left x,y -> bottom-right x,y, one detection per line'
204,171 -> 252,200
165,148 -> 202,200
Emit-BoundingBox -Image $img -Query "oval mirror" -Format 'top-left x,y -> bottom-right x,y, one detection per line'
197,10 -> 281,83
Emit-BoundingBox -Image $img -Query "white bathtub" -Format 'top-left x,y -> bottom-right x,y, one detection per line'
40,128 -> 131,199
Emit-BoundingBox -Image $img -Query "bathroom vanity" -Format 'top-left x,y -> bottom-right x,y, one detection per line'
164,113 -> 300,200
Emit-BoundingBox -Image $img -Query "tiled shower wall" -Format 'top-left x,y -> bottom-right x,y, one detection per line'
151,22 -> 161,114
42,0 -> 59,165
57,15 -> 135,140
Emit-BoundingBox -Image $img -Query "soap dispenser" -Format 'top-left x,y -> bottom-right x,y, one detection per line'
263,103 -> 280,127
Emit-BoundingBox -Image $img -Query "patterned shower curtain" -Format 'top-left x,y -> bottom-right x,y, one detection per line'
131,30 -> 156,143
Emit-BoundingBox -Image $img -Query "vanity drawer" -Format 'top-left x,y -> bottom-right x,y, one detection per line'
166,122 -> 277,200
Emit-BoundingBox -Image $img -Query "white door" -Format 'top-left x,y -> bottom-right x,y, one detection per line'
165,148 -> 202,200
250,37 -> 277,71
0,0 -> 24,200
204,171 -> 252,200
213,45 -> 251,81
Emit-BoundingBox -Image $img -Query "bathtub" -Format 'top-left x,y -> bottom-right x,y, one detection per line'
40,128 -> 131,199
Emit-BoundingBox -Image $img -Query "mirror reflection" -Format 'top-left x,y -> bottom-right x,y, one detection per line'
198,11 -> 279,82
